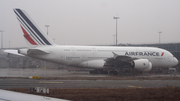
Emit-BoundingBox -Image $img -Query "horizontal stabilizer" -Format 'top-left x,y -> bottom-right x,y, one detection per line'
27,49 -> 49,55
3,50 -> 24,56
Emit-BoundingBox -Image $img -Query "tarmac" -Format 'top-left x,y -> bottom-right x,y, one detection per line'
0,78 -> 180,89
0,68 -> 180,89
0,68 -> 108,77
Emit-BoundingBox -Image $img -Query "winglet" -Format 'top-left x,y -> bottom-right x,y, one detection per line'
112,52 -> 118,59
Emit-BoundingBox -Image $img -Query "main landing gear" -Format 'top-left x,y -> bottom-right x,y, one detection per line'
89,69 -> 119,75
89,69 -> 108,74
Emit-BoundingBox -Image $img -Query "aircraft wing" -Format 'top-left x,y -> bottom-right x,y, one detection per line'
104,52 -> 138,67
3,49 -> 24,56
0,89 -> 69,101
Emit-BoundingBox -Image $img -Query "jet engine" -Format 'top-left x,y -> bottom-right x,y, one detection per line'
18,49 -> 28,55
80,60 -> 105,68
131,59 -> 152,72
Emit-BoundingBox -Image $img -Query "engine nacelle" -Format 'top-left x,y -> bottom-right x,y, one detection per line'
132,59 -> 152,72
80,60 -> 105,68
18,49 -> 28,55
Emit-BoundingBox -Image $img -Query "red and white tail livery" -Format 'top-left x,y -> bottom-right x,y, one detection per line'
13,9 -> 54,48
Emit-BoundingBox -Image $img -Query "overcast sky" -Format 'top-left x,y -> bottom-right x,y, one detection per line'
0,0 -> 180,48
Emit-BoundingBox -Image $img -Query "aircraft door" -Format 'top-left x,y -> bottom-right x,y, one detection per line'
59,49 -> 66,64
71,47 -> 76,55
82,55 -> 88,61
92,48 -> 97,55
61,55 -> 65,60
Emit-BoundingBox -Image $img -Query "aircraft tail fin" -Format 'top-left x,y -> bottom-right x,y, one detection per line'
13,8 -> 55,48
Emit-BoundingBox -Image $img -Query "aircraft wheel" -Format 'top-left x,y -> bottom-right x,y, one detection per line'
109,71 -> 118,75
89,70 -> 98,74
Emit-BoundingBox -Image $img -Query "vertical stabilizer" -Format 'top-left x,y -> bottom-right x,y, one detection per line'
13,9 -> 55,48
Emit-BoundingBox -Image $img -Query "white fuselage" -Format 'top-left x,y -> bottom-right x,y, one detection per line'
13,8 -> 178,71
30,45 -> 178,69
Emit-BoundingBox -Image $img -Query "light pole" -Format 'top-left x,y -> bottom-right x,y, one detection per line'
45,25 -> 50,35
0,30 -> 4,49
158,31 -> 162,43
113,16 -> 119,45
44,25 -> 49,68
113,35 -> 116,45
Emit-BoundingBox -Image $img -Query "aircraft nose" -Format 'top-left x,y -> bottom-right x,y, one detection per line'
173,57 -> 179,66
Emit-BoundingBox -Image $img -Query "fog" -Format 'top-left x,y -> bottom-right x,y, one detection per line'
0,0 -> 180,48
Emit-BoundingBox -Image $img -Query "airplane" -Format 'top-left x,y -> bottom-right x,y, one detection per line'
0,89 -> 69,101
5,8 -> 178,75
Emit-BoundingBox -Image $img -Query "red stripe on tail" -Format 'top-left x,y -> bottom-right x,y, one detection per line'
20,25 -> 37,45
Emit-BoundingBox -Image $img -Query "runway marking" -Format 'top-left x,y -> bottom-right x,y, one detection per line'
39,81 -> 63,83
128,85 -> 142,88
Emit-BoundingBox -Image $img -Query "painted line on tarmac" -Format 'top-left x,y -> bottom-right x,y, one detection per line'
128,85 -> 142,88
39,81 -> 63,83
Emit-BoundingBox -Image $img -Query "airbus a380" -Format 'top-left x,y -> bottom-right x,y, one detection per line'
7,8 -> 178,74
